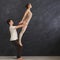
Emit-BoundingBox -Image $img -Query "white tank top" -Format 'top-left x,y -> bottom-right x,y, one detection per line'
9,26 -> 18,41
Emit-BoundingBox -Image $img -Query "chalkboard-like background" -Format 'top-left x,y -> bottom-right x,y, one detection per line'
0,0 -> 60,56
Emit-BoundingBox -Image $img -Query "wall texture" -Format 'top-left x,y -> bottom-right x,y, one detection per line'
0,0 -> 60,56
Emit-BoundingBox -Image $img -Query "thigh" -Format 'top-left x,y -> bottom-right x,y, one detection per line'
22,25 -> 28,33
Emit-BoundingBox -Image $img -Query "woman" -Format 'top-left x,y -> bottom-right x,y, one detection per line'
19,3 -> 32,46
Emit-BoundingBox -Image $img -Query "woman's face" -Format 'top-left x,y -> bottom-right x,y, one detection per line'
28,3 -> 32,8
9,20 -> 14,25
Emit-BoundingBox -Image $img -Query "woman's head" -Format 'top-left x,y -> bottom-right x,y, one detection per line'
7,19 -> 14,25
26,3 -> 32,9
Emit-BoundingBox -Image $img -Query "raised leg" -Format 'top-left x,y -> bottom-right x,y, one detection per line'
19,25 -> 28,46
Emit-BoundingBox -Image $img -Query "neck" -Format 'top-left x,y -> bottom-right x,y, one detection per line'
28,8 -> 30,10
10,24 -> 13,26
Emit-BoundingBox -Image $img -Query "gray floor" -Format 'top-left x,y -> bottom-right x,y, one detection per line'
0,56 -> 60,60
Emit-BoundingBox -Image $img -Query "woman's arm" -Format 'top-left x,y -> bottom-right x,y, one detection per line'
19,9 -> 29,24
15,24 -> 24,29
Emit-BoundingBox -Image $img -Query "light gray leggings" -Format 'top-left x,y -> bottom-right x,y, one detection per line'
19,25 -> 28,44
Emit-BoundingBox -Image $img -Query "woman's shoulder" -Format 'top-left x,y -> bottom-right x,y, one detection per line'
10,26 -> 16,29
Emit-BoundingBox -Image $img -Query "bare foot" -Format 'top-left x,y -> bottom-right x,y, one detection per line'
17,57 -> 23,60
18,41 -> 23,47
20,43 -> 23,47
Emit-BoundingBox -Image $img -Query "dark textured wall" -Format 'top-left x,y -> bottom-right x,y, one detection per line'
0,0 -> 60,56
